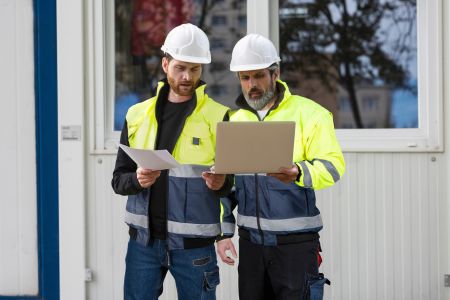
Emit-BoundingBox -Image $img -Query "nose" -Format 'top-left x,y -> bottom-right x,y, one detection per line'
248,77 -> 257,88
182,70 -> 192,81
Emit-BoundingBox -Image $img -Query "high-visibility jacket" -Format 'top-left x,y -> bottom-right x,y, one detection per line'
220,80 -> 345,246
125,81 -> 229,249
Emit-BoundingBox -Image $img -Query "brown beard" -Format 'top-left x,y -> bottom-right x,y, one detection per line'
167,77 -> 199,96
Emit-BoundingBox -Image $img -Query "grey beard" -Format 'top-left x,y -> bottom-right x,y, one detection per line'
244,89 -> 275,111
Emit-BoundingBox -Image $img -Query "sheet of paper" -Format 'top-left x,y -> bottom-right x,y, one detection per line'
119,144 -> 180,170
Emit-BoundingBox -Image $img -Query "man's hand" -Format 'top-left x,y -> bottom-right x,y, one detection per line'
216,238 -> 238,265
202,171 -> 226,191
267,164 -> 298,184
136,167 -> 161,188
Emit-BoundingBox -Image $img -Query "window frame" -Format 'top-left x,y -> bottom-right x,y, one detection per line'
90,0 -> 443,153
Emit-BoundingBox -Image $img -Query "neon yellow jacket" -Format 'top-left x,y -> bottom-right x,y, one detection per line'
230,80 -> 345,190
220,80 -> 345,245
124,81 -> 229,249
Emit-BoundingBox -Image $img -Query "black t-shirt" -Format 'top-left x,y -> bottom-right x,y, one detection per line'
150,99 -> 192,239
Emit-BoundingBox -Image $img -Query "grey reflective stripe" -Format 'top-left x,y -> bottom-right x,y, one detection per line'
169,164 -> 211,178
300,161 -> 312,187
237,213 -> 322,232
124,211 -> 148,228
221,222 -> 235,235
315,159 -> 340,182
168,220 -> 221,236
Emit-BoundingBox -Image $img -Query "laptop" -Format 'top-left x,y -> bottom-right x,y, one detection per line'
214,121 -> 295,174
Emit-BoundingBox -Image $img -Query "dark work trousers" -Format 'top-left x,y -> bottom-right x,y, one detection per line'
238,237 -> 320,300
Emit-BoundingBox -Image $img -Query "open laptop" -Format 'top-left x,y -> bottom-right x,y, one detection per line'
214,121 -> 295,174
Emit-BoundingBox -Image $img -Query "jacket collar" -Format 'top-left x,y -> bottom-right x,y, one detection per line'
154,78 -> 208,121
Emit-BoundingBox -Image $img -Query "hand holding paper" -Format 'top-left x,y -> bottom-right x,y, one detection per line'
136,167 -> 161,188
119,144 -> 180,170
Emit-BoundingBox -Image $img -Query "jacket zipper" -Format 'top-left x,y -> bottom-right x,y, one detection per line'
164,94 -> 196,267
254,174 -> 264,245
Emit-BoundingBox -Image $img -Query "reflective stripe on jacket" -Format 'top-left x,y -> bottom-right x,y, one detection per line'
125,81 -> 229,249
221,80 -> 345,245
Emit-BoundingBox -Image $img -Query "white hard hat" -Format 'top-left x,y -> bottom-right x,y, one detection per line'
230,34 -> 281,72
161,23 -> 211,64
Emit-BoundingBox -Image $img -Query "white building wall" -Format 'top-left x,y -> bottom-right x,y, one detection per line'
85,151 -> 449,300
0,0 -> 38,295
56,1 -> 450,300
57,0 -> 87,299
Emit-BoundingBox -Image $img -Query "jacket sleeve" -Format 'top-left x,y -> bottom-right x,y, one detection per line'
218,189 -> 237,239
111,120 -> 144,195
295,111 -> 345,190
213,174 -> 234,197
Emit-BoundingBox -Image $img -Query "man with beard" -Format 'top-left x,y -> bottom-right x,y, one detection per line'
217,34 -> 346,300
112,23 -> 231,300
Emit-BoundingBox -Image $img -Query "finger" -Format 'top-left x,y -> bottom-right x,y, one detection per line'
139,181 -> 152,188
267,173 -> 280,179
138,168 -> 151,175
217,247 -> 228,262
230,242 -> 238,258
222,256 -> 235,265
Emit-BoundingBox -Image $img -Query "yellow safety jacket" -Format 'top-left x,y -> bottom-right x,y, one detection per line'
125,81 -> 229,249
220,80 -> 345,245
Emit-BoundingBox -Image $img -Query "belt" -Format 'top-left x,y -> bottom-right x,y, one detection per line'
238,228 -> 319,245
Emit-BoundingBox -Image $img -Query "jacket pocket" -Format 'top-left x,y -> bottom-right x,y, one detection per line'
265,177 -> 308,218
176,122 -> 214,164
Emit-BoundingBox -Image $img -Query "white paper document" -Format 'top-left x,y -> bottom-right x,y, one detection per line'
119,144 -> 180,170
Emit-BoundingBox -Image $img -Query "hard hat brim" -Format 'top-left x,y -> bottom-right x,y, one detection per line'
170,53 -> 211,64
230,61 -> 279,72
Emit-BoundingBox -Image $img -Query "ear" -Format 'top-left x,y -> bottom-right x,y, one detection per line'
272,68 -> 280,81
162,57 -> 169,74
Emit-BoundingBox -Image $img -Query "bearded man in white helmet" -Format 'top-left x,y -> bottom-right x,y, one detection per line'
217,34 -> 346,300
112,23 -> 232,300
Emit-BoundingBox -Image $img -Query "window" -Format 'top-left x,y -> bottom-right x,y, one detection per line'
238,15 -> 246,28
92,0 -> 441,152
277,0 -> 442,151
209,84 -> 228,96
108,0 -> 246,136
279,0 -> 417,129
211,15 -> 227,26
210,38 -> 226,50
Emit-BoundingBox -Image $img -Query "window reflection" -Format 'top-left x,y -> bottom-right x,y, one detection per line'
114,0 -> 246,131
279,0 -> 417,129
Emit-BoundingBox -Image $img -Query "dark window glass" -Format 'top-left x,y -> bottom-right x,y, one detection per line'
279,0 -> 417,129
211,15 -> 227,26
114,0 -> 246,131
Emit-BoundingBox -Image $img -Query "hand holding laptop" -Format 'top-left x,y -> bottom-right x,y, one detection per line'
267,165 -> 299,184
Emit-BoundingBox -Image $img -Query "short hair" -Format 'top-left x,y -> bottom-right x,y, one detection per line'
164,53 -> 173,61
268,63 -> 279,76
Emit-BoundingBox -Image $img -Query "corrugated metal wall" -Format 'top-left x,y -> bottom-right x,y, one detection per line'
86,152 -> 448,299
0,0 -> 38,295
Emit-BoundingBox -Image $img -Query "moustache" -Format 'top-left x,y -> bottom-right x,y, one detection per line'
249,88 -> 262,94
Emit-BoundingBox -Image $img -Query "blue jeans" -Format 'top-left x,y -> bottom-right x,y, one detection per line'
124,238 -> 220,300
